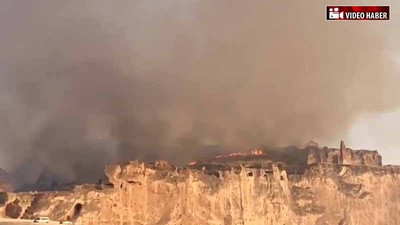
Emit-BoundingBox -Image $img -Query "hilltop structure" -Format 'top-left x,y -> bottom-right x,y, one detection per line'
307,140 -> 382,166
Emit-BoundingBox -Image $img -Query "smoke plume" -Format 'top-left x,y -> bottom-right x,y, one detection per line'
0,0 -> 399,185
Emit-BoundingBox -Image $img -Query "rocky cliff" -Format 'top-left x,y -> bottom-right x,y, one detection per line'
1,142 -> 399,225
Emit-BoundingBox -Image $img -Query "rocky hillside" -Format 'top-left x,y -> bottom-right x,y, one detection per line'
0,141 -> 399,225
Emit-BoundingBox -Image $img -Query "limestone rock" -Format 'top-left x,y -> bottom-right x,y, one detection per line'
0,144 -> 398,225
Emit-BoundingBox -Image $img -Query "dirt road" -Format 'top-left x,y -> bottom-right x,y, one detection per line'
0,219 -> 60,225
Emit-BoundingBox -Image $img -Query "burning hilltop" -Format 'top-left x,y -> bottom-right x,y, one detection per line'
187,148 -> 264,165
187,140 -> 382,175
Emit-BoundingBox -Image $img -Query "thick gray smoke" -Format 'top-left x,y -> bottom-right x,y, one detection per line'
0,0 -> 399,184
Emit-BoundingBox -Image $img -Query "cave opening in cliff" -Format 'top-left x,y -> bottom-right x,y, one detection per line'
72,203 -> 83,219
5,199 -> 22,219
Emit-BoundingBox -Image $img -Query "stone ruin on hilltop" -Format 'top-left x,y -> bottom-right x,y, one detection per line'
307,140 -> 382,166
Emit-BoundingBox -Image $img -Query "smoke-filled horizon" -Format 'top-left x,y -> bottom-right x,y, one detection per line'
0,0 -> 399,185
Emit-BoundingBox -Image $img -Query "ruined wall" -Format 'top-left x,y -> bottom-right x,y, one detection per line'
307,146 -> 382,167
307,147 -> 342,165
341,149 -> 382,166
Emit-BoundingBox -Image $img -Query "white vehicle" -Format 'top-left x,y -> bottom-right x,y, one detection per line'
34,217 -> 50,223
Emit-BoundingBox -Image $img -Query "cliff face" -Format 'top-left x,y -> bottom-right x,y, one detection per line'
1,144 -> 400,225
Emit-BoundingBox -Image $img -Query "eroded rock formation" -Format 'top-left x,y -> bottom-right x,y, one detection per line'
0,141 -> 399,225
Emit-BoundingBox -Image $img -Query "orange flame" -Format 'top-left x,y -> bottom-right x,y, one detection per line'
251,149 -> 264,155
187,148 -> 264,165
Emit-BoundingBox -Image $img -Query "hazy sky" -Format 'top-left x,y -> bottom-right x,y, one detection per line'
0,0 -> 399,183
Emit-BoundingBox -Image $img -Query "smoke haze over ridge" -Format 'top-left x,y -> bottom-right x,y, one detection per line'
0,0 -> 399,184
